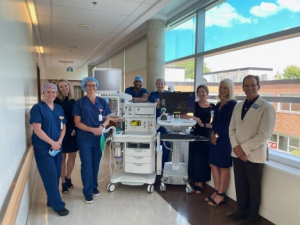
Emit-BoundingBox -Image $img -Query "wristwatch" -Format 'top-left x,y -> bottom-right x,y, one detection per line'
215,133 -> 219,138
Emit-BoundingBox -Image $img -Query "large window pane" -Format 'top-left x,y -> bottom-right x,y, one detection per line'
203,37 -> 300,158
165,58 -> 195,92
205,0 -> 300,51
165,16 -> 196,62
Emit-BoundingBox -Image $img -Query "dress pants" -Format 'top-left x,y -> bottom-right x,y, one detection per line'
77,137 -> 102,197
34,148 -> 65,211
232,157 -> 264,223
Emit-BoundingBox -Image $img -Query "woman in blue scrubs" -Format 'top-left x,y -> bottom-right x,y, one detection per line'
29,83 -> 69,216
148,78 -> 170,168
73,77 -> 111,204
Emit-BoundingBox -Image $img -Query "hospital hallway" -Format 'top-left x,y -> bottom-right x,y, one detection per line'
27,144 -> 274,225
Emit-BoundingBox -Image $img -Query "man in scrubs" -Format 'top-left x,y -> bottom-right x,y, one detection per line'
125,76 -> 149,102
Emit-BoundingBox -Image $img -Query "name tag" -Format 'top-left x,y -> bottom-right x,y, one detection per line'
252,103 -> 259,109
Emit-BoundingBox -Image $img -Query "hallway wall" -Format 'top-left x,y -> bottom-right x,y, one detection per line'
0,0 -> 44,223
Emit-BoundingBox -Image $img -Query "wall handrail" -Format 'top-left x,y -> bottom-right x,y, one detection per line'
2,146 -> 34,225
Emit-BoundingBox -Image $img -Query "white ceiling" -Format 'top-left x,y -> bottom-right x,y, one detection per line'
33,0 -> 200,70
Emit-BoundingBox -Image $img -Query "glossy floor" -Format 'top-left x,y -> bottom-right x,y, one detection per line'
27,147 -> 274,225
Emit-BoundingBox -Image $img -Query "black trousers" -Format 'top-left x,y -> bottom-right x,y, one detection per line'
232,157 -> 264,222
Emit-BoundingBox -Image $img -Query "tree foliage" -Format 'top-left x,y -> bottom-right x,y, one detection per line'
282,65 -> 300,79
171,61 -> 211,79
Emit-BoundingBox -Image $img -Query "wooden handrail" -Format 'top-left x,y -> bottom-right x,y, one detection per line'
2,146 -> 34,225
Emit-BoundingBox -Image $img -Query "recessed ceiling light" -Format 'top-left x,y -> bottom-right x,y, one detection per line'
59,60 -> 74,63
79,24 -> 92,28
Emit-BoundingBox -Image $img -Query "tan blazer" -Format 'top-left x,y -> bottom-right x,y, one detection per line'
229,96 -> 276,163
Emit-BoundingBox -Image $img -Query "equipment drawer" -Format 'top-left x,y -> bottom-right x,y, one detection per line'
124,162 -> 155,174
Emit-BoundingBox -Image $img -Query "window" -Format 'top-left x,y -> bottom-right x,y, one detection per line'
204,0 -> 300,51
271,133 -> 300,157
165,58 -> 195,92
278,94 -> 300,113
165,16 -> 196,62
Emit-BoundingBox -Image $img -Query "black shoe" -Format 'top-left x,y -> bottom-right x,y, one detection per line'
65,177 -> 74,189
227,212 -> 247,221
93,189 -> 100,197
61,183 -> 69,194
85,195 -> 94,204
55,207 -> 69,216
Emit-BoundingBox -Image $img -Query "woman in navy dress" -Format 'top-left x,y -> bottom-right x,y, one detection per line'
29,83 -> 69,216
182,85 -> 215,193
207,78 -> 237,206
73,77 -> 111,204
54,79 -> 78,194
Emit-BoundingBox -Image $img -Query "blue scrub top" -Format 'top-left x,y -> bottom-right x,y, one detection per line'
149,90 -> 169,118
73,96 -> 111,139
125,86 -> 148,98
29,101 -> 66,149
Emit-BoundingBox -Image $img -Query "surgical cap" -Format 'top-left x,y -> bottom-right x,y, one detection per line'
42,83 -> 57,93
81,77 -> 99,92
134,76 -> 143,83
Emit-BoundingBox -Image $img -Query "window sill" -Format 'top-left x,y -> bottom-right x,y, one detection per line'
266,150 -> 300,179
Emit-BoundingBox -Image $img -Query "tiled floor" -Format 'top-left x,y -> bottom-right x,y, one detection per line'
27,145 -> 274,225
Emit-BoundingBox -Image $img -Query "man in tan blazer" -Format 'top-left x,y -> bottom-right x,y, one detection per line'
227,75 -> 276,225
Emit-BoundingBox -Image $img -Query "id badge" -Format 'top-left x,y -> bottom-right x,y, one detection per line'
99,114 -> 103,121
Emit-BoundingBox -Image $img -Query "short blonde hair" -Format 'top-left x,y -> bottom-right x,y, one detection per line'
218,78 -> 235,102
56,79 -> 74,101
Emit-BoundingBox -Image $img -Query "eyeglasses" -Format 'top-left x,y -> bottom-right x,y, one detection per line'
86,84 -> 96,88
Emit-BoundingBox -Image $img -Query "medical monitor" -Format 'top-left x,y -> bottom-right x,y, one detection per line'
93,68 -> 121,92
103,96 -> 120,116
159,92 -> 195,115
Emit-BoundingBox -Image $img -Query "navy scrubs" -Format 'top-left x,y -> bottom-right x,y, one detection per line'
148,90 -> 170,167
29,102 -> 66,211
73,96 -> 111,198
125,86 -> 148,97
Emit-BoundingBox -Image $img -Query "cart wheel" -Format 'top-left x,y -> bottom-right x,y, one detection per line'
160,183 -> 166,192
106,183 -> 116,192
186,185 -> 193,194
147,184 -> 154,193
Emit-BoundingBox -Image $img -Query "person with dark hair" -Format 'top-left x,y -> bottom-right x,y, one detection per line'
73,77 -> 111,204
125,76 -> 149,102
181,85 -> 215,193
54,79 -> 78,194
207,78 -> 237,206
29,83 -> 69,216
227,75 -> 275,225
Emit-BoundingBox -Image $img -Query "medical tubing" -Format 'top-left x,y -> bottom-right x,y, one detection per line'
163,140 -> 173,151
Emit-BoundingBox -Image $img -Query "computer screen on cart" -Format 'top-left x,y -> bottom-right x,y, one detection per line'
103,96 -> 119,116
159,92 -> 195,115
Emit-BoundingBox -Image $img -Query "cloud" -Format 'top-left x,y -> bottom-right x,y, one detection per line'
250,2 -> 280,17
277,0 -> 300,12
206,3 -> 251,28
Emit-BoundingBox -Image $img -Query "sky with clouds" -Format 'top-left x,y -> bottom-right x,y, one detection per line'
168,0 -> 300,73
204,0 -> 300,73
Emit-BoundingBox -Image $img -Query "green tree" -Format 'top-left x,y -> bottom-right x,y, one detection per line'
172,61 -> 211,79
282,65 -> 300,79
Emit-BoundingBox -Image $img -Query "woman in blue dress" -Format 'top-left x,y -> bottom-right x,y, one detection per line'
182,85 -> 215,193
29,83 -> 69,216
73,77 -> 111,204
54,79 -> 78,194
148,78 -> 170,168
207,78 -> 237,206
